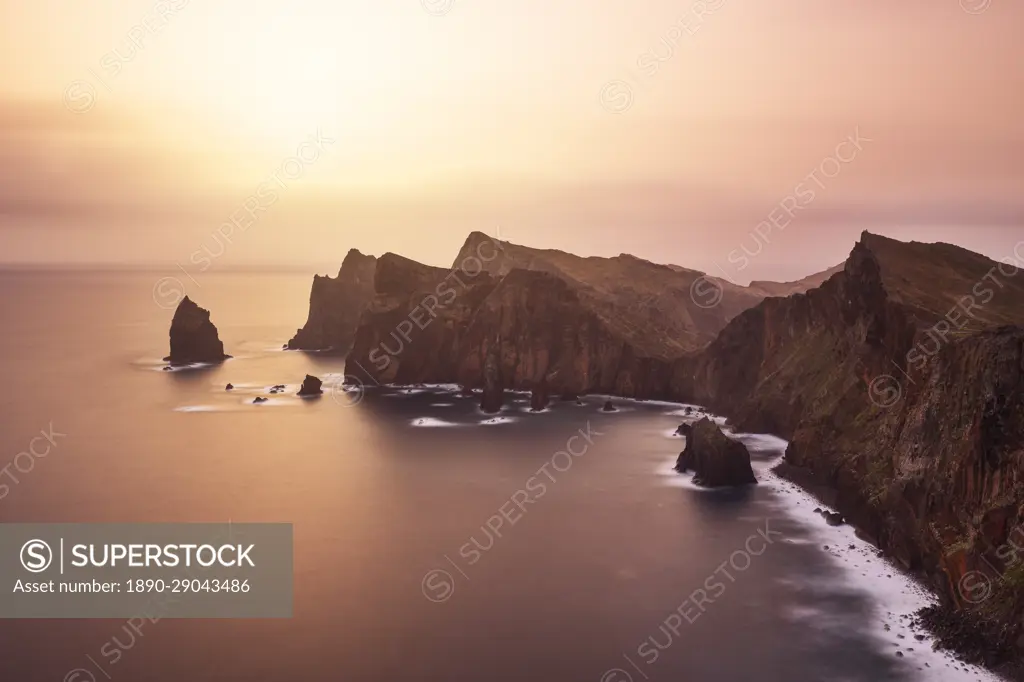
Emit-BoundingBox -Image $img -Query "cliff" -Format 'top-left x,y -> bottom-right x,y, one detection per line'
164,296 -> 229,365
287,249 -> 377,352
343,232 -> 835,394
689,231 -> 1024,663
346,251 -> 682,396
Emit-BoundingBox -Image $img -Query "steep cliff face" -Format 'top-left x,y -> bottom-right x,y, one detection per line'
450,231 -> 823,358
689,231 -> 1024,653
343,232 -> 845,395
346,260 -> 678,397
287,249 -> 377,352
165,296 -> 229,365
346,252 -> 495,384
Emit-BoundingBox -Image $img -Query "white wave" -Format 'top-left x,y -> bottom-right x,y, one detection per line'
173,405 -> 221,413
760,455 -> 998,681
411,417 -> 459,428
480,416 -> 517,426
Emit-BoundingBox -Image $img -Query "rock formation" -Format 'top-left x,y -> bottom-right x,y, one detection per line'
530,379 -> 549,412
343,232 -> 838,397
480,351 -> 504,414
333,229 -> 1024,663
687,231 -> 1024,660
287,249 -> 378,352
297,375 -> 323,396
164,296 -> 229,365
674,417 -> 757,487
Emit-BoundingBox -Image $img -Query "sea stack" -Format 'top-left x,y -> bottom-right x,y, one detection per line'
164,296 -> 229,365
675,418 -> 756,487
480,352 -> 504,414
297,375 -> 323,397
530,380 -> 549,412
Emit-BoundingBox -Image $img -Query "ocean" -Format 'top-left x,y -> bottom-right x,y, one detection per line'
0,270 -> 997,682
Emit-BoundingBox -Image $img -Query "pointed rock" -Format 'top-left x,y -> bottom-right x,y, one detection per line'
297,375 -> 323,397
164,296 -> 229,365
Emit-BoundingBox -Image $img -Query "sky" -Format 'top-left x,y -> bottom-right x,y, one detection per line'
0,0 -> 1021,283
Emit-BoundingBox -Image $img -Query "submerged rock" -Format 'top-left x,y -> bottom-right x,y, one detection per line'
675,417 -> 757,487
297,375 -> 323,397
164,296 -> 229,365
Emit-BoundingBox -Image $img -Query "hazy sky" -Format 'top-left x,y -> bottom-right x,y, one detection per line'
0,0 -> 1021,282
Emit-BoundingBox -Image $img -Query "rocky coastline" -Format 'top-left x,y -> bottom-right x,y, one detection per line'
174,229 -> 1024,671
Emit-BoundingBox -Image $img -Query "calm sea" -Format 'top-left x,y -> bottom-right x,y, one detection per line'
0,270 -> 994,682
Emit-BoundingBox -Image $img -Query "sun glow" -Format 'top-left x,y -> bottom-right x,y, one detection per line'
167,3 -> 437,147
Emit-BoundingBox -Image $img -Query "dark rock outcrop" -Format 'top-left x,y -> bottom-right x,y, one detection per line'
225,383 -> 234,391
164,296 -> 229,365
687,232 -> 1024,660
530,380 -> 549,412
480,352 -> 504,414
253,397 -> 267,404
343,232 -> 838,399
297,375 -> 323,396
675,422 -> 692,436
674,418 -> 757,487
335,229 -> 1024,665
602,400 -> 617,412
288,249 -> 377,352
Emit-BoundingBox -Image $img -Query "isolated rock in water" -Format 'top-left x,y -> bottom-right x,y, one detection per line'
674,418 -> 756,487
225,383 -> 234,391
164,296 -> 229,365
297,375 -> 323,396
602,400 -> 617,412
684,406 -> 693,415
253,397 -> 268,404
530,381 -> 549,412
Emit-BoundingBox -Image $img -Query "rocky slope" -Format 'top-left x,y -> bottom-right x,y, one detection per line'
340,229 -> 1024,662
287,248 -> 377,352
343,232 -> 835,393
164,296 -> 229,365
453,231 -> 778,358
747,263 -> 844,298
688,231 -> 1024,665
